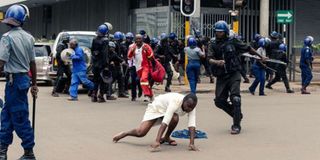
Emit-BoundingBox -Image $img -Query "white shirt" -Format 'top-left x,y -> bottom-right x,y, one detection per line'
143,93 -> 196,127
134,46 -> 143,71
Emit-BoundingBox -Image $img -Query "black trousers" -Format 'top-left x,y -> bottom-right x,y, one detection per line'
267,67 -> 290,90
130,66 -> 142,98
53,65 -> 71,92
163,62 -> 173,88
214,72 -> 242,127
112,65 -> 125,95
92,67 -> 106,96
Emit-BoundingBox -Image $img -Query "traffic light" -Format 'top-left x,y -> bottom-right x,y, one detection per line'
180,0 -> 196,17
222,0 -> 247,8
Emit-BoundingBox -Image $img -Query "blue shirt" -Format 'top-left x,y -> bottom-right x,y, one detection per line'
0,27 -> 35,73
71,46 -> 87,73
300,46 -> 313,68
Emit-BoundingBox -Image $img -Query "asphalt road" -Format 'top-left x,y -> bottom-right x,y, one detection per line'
1,81 -> 320,160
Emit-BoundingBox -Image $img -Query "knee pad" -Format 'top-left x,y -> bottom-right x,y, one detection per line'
231,96 -> 241,108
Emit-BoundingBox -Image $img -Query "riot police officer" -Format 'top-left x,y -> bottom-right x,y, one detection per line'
208,21 -> 266,135
91,24 -> 116,102
266,44 -> 294,93
52,33 -> 72,97
150,37 -> 159,51
0,4 -> 38,160
109,41 -> 128,98
155,33 -> 174,92
300,36 -> 314,94
140,30 -> 151,44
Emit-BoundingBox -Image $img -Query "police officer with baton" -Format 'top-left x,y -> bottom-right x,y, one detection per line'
0,4 -> 38,160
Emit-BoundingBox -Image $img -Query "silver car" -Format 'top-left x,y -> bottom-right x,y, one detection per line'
34,42 -> 53,84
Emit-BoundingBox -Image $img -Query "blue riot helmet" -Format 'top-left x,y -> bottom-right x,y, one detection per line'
258,38 -> 266,48
270,31 -> 279,39
2,4 -> 30,26
125,32 -> 134,41
140,30 -> 146,36
169,32 -> 177,40
160,33 -> 167,40
188,37 -> 197,47
97,24 -> 108,36
151,37 -> 159,45
279,43 -> 287,52
254,34 -> 261,41
214,20 -> 230,35
304,36 -> 314,47
195,29 -> 201,36
113,31 -> 123,41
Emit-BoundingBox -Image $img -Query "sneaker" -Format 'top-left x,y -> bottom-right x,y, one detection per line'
18,149 -> 36,160
165,87 -> 171,92
265,85 -> 273,90
51,92 -> 59,97
230,125 -> 241,135
97,96 -> 106,103
68,97 -> 78,101
118,94 -> 129,98
286,89 -> 294,93
301,88 -> 311,94
106,95 -> 117,100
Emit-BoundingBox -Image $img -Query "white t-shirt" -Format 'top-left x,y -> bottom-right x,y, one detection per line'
134,46 -> 143,71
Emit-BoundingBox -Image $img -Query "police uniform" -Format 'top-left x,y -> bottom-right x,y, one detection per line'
0,27 -> 35,153
155,39 -> 173,92
110,45 -> 127,97
91,35 -> 109,102
300,43 -> 314,94
52,41 -> 71,95
209,36 -> 252,133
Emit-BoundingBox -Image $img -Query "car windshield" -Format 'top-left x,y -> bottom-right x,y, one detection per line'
34,46 -> 49,57
67,34 -> 95,49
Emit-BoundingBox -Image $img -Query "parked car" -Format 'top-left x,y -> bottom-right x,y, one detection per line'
34,42 -> 53,84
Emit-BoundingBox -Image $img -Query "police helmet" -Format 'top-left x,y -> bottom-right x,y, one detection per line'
214,20 -> 230,35
188,37 -> 197,47
108,41 -> 116,48
140,30 -> 146,35
258,38 -> 266,48
113,31 -> 123,41
270,31 -> 279,39
125,32 -> 134,40
169,32 -> 177,40
97,24 -> 108,35
304,36 -> 314,47
151,37 -> 159,45
104,22 -> 113,31
61,33 -> 70,42
254,34 -> 261,41
279,43 -> 287,52
2,4 -> 30,26
160,33 -> 167,40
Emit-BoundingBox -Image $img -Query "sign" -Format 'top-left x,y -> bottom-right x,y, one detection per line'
0,11 -> 4,21
277,10 -> 293,24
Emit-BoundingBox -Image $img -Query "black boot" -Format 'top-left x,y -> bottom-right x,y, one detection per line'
165,87 -> 171,92
97,95 -> 106,103
0,146 -> 7,160
19,149 -> 36,160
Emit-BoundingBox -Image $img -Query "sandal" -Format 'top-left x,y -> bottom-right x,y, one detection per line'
160,138 -> 177,146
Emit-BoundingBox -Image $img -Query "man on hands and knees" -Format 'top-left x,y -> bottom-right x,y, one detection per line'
113,93 -> 199,152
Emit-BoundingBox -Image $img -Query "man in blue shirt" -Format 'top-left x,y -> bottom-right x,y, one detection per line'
300,36 -> 314,94
68,39 -> 94,101
0,4 -> 38,160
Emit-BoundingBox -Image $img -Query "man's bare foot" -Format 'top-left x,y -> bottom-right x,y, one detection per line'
160,137 -> 177,146
113,132 -> 126,143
